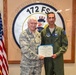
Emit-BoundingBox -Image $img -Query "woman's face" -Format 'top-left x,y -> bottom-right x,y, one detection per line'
28,19 -> 37,32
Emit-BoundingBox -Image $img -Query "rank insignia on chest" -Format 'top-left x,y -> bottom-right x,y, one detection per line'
54,33 -> 58,36
46,33 -> 51,37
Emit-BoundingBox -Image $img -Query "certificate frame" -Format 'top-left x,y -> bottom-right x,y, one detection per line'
38,45 -> 53,57
3,0 -> 75,64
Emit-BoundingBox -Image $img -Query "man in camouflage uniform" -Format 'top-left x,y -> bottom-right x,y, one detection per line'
19,16 -> 44,75
41,12 -> 68,75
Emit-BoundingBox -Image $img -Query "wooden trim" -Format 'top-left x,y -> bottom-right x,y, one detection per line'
3,0 -> 8,58
8,60 -> 20,64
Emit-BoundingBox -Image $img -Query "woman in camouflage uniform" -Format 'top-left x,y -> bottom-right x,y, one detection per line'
19,16 -> 44,75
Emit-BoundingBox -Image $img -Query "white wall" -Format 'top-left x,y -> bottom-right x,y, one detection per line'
0,0 -> 3,16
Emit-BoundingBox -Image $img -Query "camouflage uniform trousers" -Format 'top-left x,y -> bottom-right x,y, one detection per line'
20,66 -> 42,75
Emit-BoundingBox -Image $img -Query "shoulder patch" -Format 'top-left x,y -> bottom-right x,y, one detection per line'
62,30 -> 66,35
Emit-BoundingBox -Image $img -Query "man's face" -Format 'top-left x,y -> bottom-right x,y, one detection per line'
28,19 -> 37,32
47,13 -> 56,25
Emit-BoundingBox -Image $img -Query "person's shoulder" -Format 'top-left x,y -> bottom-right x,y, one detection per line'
56,25 -> 64,31
44,24 -> 48,28
41,27 -> 47,33
35,30 -> 41,37
42,25 -> 48,31
36,30 -> 40,34
56,25 -> 67,35
20,29 -> 27,36
22,30 -> 27,34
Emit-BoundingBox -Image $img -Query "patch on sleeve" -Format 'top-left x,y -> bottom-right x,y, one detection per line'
62,30 -> 66,35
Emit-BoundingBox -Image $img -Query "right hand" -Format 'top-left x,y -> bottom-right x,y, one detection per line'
39,55 -> 44,60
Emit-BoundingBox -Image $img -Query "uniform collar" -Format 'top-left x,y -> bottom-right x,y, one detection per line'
26,28 -> 32,35
26,28 -> 39,36
46,25 -> 59,34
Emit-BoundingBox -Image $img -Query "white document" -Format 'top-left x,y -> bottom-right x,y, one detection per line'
38,45 -> 53,57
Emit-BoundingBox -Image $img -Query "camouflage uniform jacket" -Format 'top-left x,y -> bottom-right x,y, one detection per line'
19,28 -> 43,67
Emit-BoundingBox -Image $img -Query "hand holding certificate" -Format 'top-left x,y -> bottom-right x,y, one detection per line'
38,45 -> 53,57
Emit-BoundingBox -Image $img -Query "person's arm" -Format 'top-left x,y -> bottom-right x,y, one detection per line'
56,29 -> 68,56
41,30 -> 45,45
19,31 -> 41,60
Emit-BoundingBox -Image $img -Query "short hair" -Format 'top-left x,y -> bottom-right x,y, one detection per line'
46,12 -> 55,18
27,16 -> 37,23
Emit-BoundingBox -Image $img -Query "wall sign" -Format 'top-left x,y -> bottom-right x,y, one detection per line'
12,3 -> 65,48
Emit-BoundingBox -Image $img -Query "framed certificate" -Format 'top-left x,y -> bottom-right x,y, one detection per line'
38,45 -> 53,57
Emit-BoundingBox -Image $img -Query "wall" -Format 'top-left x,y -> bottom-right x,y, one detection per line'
6,0 -> 73,62
0,0 -> 3,17
0,0 -> 76,75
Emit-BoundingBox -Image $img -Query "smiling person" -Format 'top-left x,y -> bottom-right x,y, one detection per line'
19,16 -> 44,75
41,12 -> 68,75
